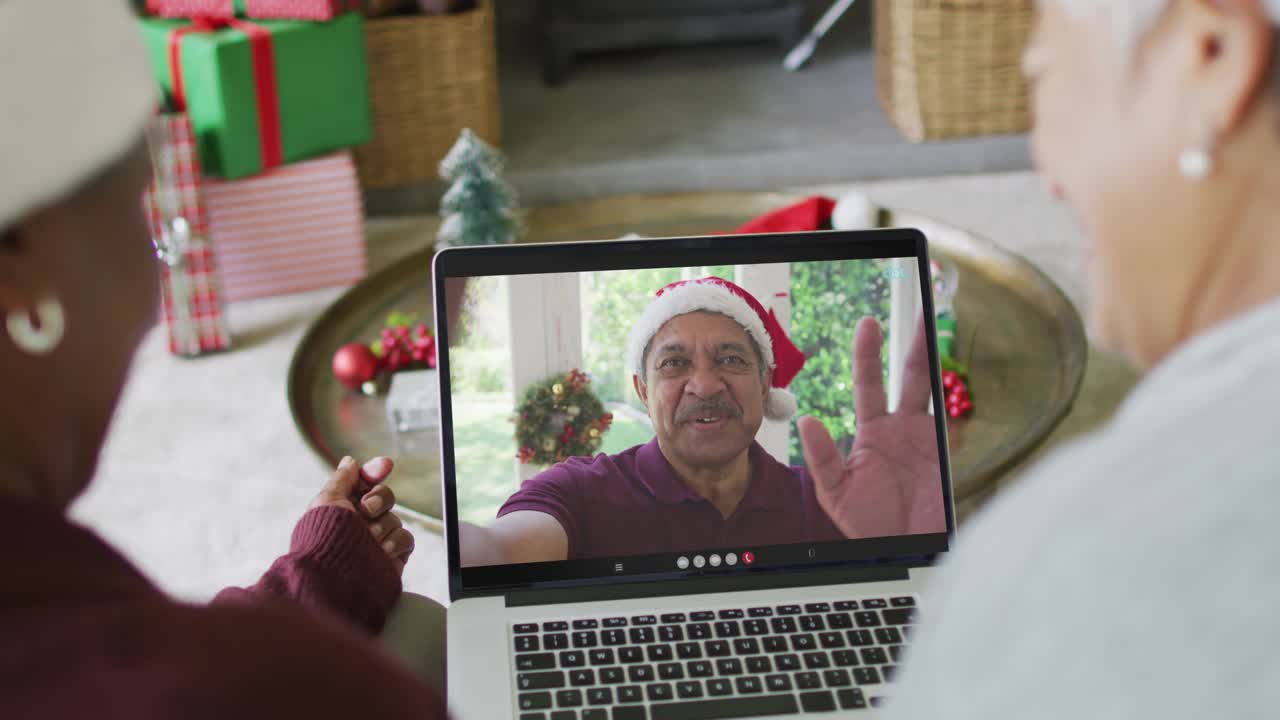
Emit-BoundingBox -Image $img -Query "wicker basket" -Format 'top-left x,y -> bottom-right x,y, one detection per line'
874,0 -> 1033,142
354,0 -> 501,188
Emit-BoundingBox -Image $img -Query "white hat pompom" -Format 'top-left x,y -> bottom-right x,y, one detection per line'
831,191 -> 878,231
765,387 -> 799,421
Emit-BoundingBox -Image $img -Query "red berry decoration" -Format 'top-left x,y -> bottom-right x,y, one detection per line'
336,312 -> 439,394
939,318 -> 974,418
942,371 -> 974,418
373,312 -> 437,373
411,333 -> 438,368
332,343 -> 379,391
388,346 -> 411,372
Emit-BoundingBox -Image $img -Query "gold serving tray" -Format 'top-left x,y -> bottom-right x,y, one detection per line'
288,192 -> 1087,527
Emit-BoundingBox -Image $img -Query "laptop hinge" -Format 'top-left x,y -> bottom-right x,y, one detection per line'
504,565 -> 910,608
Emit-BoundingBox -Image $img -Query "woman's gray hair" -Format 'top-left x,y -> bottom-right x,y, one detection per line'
1044,0 -> 1280,87
1043,0 -> 1170,57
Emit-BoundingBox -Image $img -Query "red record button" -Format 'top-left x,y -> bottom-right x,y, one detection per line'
742,551 -> 755,565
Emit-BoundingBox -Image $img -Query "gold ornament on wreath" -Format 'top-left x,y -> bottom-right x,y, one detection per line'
514,369 -> 613,465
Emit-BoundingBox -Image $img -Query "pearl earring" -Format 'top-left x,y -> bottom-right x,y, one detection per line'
1179,146 -> 1213,180
1179,126 -> 1217,180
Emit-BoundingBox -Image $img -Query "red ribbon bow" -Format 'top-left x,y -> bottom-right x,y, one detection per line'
168,15 -> 284,172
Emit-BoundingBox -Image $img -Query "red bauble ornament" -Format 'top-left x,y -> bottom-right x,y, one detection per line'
332,343 -> 379,391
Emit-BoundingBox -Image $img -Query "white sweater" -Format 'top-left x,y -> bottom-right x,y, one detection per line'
887,295 -> 1280,719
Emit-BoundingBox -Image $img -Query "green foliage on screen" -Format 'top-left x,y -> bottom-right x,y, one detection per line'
787,260 -> 891,464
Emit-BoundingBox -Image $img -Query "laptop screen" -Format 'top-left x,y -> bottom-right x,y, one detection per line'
435,230 -> 954,596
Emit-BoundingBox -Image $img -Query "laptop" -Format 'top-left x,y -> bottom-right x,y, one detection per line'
438,228 -> 956,720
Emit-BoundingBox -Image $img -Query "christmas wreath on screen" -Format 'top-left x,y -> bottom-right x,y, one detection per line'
514,369 -> 613,465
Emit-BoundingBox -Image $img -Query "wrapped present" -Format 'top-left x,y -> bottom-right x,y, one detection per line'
145,0 -> 374,21
145,0 -> 234,18
243,0 -> 362,18
138,14 -> 372,179
143,114 -> 232,356
204,152 -> 367,302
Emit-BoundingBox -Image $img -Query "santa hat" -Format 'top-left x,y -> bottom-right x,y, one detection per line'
626,276 -> 807,421
0,0 -> 156,232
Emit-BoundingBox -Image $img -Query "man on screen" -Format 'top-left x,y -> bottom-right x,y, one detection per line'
459,277 -> 945,567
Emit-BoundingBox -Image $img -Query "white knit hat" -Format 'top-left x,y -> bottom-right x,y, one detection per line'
0,0 -> 157,231
626,276 -> 808,421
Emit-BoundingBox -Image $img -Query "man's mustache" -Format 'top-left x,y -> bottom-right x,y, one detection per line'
676,398 -> 742,424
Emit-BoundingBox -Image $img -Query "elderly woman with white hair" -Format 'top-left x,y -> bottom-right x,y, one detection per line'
886,0 -> 1280,717
0,2 -> 447,716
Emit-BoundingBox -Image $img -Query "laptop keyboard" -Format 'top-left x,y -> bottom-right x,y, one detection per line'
510,595 -> 917,719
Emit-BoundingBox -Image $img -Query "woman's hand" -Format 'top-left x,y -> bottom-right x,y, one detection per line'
310,456 -> 416,575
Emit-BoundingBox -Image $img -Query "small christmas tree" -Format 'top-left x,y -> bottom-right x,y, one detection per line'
437,129 -> 524,248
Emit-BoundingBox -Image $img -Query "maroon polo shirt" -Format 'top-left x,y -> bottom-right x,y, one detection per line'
497,439 -> 845,559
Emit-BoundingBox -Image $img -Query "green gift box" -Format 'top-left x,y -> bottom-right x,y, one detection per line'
140,13 -> 372,179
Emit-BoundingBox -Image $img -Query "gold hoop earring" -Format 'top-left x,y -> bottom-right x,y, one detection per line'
6,298 -> 65,356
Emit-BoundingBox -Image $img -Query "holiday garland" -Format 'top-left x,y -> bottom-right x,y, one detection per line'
514,369 -> 613,465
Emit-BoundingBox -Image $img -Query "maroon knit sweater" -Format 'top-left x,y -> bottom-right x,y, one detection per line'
0,497 -> 448,718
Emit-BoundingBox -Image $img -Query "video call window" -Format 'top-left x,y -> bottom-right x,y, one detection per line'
447,259 -> 945,568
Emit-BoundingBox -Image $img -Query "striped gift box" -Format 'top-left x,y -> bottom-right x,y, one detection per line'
146,0 -> 364,20
145,0 -> 234,18
143,114 -> 232,356
203,152 -> 367,302
239,0 -> 363,19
